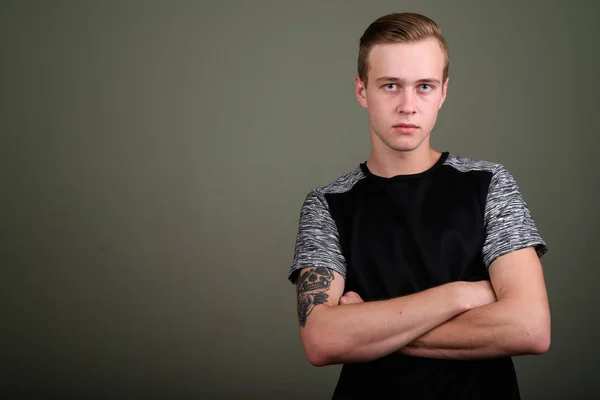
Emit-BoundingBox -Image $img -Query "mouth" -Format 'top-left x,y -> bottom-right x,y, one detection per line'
393,123 -> 419,134
302,281 -> 329,292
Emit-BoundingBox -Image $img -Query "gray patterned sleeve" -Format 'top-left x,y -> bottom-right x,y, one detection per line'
482,165 -> 548,268
288,190 -> 347,284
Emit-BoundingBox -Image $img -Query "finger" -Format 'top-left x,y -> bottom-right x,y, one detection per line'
340,294 -> 358,305
342,292 -> 364,304
347,291 -> 365,302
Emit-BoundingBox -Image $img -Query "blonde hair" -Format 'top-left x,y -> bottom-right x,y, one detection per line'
358,12 -> 449,86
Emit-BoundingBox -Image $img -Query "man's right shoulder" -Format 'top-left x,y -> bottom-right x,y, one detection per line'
290,166 -> 361,285
304,165 -> 366,200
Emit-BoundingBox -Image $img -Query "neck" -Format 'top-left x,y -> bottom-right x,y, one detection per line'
366,143 -> 442,178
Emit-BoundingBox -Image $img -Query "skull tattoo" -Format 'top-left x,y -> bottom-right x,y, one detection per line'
296,267 -> 334,327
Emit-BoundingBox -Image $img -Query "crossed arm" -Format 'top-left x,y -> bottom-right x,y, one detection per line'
296,246 -> 550,366
397,247 -> 550,359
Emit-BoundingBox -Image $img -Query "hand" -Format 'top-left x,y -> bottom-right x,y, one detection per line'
339,291 -> 365,305
463,280 -> 497,310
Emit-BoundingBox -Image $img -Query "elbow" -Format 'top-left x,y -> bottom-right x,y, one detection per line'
521,316 -> 551,355
528,329 -> 551,355
303,333 -> 344,367
301,325 -> 342,367
303,339 -> 336,367
305,347 -> 331,367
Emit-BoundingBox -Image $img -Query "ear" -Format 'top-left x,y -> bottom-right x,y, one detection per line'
438,77 -> 449,109
355,76 -> 368,109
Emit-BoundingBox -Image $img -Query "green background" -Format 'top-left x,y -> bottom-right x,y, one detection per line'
2,1 -> 598,398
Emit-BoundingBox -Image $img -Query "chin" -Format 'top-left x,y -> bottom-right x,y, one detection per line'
386,139 -> 422,152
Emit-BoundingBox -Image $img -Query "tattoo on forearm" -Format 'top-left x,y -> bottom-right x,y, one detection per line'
296,267 -> 334,327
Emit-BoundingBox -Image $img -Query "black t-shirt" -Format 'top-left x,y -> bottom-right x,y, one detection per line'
288,151 -> 548,399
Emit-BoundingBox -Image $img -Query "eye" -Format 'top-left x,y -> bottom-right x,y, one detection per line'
418,84 -> 433,91
383,83 -> 397,90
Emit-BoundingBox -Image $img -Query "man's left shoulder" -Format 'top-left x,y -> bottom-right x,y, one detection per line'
443,152 -> 506,175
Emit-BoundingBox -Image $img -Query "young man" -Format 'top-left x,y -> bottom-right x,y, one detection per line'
287,12 -> 550,400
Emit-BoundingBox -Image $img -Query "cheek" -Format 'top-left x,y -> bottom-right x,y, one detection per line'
420,96 -> 441,114
370,96 -> 396,115
370,106 -> 394,128
366,96 -> 386,113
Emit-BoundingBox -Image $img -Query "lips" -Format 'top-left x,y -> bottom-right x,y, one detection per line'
393,123 -> 419,128
393,123 -> 419,134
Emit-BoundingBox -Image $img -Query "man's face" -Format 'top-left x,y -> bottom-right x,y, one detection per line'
355,38 -> 448,153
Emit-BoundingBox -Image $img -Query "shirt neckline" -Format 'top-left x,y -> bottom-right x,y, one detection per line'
360,151 -> 449,182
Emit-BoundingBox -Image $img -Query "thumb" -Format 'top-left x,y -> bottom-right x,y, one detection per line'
340,291 -> 364,304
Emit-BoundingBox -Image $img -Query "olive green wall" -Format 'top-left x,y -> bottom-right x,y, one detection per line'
2,1 -> 598,398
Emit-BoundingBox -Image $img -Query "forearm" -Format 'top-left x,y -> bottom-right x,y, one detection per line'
399,298 -> 550,360
302,282 -> 471,366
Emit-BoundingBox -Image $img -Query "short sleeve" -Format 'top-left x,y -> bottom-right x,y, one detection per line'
482,165 -> 548,268
288,190 -> 347,285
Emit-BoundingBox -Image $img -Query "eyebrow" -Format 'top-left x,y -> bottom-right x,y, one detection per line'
375,76 -> 441,85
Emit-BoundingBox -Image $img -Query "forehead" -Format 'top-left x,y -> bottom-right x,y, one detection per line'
367,38 -> 445,83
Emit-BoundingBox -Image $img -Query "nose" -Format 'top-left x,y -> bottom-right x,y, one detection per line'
396,90 -> 416,115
